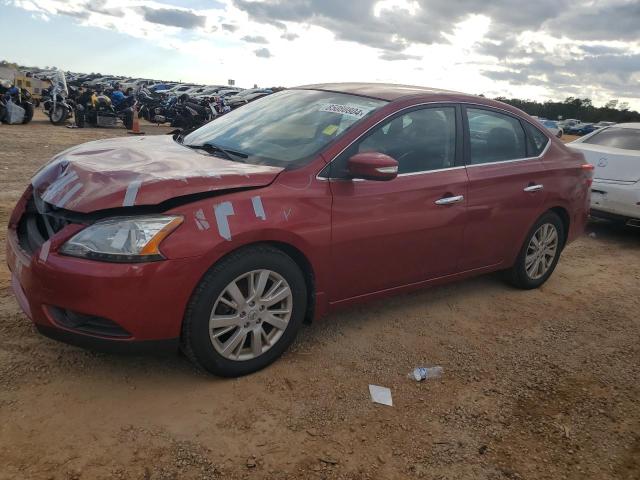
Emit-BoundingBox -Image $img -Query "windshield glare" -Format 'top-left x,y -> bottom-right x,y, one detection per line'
183,89 -> 387,167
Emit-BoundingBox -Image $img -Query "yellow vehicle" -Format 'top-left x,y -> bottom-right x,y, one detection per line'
14,74 -> 47,106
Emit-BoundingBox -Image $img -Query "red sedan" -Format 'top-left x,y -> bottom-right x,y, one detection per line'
6,83 -> 593,376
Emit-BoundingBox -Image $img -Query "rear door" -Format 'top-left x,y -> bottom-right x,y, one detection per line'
327,105 -> 468,301
460,106 -> 549,270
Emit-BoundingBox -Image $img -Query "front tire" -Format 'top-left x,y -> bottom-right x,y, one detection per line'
506,212 -> 564,289
181,245 -> 307,377
49,105 -> 67,125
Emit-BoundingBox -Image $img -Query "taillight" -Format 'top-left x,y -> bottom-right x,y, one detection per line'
581,163 -> 594,187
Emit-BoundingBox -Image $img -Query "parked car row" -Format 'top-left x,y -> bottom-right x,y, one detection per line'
558,119 -> 618,136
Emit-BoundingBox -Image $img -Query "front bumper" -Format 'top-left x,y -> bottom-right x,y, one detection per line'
591,179 -> 640,220
6,228 -> 201,353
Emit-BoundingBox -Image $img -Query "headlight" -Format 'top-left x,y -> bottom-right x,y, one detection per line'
60,215 -> 183,263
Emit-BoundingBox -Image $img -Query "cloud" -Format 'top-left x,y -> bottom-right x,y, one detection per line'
83,0 -> 124,18
254,47 -> 272,58
547,2 -> 640,41
280,32 -> 299,41
140,6 -> 206,29
579,45 -> 628,56
57,9 -> 90,20
379,52 -> 421,61
231,0 -> 577,54
241,35 -> 269,44
221,23 -> 238,32
483,53 -> 640,98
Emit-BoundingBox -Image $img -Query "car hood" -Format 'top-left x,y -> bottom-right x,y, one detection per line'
31,135 -> 284,213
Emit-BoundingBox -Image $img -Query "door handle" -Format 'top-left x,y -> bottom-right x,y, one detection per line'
435,195 -> 464,205
524,184 -> 544,192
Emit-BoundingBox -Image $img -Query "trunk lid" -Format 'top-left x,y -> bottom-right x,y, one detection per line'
568,143 -> 640,183
31,135 -> 284,213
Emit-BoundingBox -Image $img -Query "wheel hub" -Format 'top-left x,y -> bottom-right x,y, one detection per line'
209,269 -> 293,361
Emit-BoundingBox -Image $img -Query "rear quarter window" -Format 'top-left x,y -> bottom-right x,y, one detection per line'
523,122 -> 550,156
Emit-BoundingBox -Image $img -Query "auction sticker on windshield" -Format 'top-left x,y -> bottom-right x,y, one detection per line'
319,103 -> 374,119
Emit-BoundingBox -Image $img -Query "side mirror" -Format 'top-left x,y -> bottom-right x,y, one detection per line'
347,152 -> 398,181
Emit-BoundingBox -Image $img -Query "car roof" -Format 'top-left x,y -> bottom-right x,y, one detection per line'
293,82 -> 532,117
296,82 -> 463,101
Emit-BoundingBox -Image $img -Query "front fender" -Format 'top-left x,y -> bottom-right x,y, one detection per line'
161,177 -> 332,309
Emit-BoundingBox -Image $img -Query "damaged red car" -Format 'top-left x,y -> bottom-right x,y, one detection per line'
6,83 -> 592,377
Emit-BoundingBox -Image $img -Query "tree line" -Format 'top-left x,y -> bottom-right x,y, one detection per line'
492,96 -> 640,123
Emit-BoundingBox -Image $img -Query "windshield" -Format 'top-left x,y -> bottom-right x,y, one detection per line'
183,89 -> 387,167
542,121 -> 557,128
52,69 -> 68,96
583,127 -> 640,150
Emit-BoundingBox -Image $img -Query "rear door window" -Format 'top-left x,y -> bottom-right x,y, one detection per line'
467,108 -> 527,164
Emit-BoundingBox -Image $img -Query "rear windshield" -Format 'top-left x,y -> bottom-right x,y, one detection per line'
583,127 -> 640,151
183,89 -> 387,167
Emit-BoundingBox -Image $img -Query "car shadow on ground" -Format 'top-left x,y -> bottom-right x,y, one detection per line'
586,218 -> 640,246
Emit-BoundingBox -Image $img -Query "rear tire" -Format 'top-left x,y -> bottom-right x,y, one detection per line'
181,245 -> 307,377
506,211 -> 564,289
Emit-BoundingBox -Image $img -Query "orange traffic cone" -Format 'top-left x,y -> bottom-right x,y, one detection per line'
127,104 -> 145,135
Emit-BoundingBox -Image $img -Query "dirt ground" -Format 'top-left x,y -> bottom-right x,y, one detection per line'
0,112 -> 638,480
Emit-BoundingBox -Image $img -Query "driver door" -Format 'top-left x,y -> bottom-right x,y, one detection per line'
327,105 -> 469,302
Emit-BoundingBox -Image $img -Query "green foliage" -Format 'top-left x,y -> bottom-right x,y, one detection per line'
494,96 -> 640,123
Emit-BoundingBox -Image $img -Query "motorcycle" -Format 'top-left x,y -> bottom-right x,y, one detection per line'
42,70 -> 75,125
75,88 -> 135,130
136,87 -> 166,122
153,93 -> 217,130
0,79 -> 35,124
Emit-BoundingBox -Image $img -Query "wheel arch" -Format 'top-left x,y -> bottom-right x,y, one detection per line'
549,206 -> 570,248
201,240 -> 317,324
263,240 -> 316,324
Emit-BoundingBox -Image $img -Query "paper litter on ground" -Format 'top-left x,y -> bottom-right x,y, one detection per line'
369,384 -> 393,406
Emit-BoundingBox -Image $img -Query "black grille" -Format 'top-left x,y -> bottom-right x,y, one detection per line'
48,307 -> 132,338
17,194 -> 71,255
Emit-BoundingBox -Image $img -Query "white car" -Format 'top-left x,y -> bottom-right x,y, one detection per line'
540,119 -> 563,138
568,123 -> 640,226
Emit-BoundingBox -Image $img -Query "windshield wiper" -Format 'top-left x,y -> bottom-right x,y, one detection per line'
185,143 -> 248,161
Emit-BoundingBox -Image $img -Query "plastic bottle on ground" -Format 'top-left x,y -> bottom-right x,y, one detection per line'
410,366 -> 444,381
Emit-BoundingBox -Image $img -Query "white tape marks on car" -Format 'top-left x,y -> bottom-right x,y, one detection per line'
251,196 -> 266,221
42,171 -> 79,203
194,208 -> 210,231
214,201 -> 235,241
39,240 -> 51,263
123,180 -> 142,207
55,182 -> 83,208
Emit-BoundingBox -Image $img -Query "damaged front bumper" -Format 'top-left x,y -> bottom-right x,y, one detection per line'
5,191 -> 202,354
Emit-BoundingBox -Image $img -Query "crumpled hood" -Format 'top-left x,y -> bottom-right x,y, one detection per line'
31,135 -> 284,213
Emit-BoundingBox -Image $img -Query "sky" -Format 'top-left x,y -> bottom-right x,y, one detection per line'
1,0 -> 639,109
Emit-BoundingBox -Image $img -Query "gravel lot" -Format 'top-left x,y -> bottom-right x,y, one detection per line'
1,113 -> 638,480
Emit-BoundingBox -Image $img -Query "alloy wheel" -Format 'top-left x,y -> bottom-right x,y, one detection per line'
209,269 -> 292,361
525,223 -> 559,280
